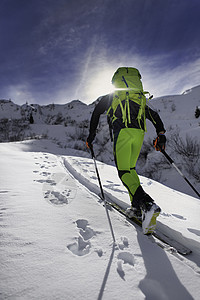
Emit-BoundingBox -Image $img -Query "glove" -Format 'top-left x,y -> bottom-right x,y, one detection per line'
153,133 -> 166,151
86,132 -> 95,150
86,134 -> 95,158
86,139 -> 93,150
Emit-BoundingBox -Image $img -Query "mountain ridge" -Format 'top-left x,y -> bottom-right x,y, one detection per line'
0,85 -> 199,198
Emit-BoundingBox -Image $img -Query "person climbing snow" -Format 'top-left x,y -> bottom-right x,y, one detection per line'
86,67 -> 166,234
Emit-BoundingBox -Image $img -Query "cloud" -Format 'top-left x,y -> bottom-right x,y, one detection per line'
1,0 -> 200,105
2,83 -> 35,105
74,36 -> 98,100
72,48 -> 200,103
143,56 -> 200,97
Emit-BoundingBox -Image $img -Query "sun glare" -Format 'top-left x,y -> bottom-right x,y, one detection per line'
86,69 -> 114,101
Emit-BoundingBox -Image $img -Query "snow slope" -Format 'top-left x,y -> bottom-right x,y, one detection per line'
63,156 -> 200,258
149,85 -> 200,138
0,85 -> 200,199
0,139 -> 200,300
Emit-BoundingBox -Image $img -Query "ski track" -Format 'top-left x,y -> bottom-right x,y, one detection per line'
33,153 -> 137,273
1,143 -> 200,300
31,151 -> 200,278
33,153 -> 180,280
61,155 -> 200,276
33,153 -> 140,282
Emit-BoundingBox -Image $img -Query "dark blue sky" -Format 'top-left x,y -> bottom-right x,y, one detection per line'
0,0 -> 200,104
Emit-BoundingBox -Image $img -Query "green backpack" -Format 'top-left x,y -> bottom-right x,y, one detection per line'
107,67 -> 150,131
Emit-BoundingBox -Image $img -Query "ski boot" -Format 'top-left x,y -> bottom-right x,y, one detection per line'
140,195 -> 161,235
126,205 -> 142,220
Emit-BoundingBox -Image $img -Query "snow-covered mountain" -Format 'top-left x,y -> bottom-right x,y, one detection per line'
0,140 -> 200,299
0,85 -> 200,197
0,86 -> 200,298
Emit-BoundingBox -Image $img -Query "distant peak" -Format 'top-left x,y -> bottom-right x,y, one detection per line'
182,85 -> 200,95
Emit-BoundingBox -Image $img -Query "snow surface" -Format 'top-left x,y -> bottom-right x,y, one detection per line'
1,85 -> 199,198
0,139 -> 200,300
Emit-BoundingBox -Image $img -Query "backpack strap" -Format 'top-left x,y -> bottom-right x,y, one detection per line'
107,91 -> 153,132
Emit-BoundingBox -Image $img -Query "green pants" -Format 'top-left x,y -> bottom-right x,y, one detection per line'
113,128 -> 144,203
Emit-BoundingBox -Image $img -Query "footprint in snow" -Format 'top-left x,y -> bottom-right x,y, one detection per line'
161,212 -> 171,217
147,180 -> 153,186
172,214 -> 187,220
67,219 -> 101,256
117,252 -> 135,266
40,165 -> 49,169
117,251 -> 135,280
44,190 -> 71,205
187,228 -> 200,237
115,237 -> 135,280
35,179 -> 56,185
117,261 -> 125,280
67,236 -> 91,256
118,237 -> 129,250
104,183 -> 125,193
42,172 -> 77,205
40,171 -> 51,176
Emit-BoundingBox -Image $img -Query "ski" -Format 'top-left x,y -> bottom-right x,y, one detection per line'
153,229 -> 192,255
63,157 -> 192,256
104,199 -> 192,256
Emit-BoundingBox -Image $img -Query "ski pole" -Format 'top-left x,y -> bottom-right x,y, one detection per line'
161,149 -> 200,198
88,145 -> 116,243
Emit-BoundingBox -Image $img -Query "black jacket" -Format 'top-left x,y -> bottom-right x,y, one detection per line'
88,94 -> 165,142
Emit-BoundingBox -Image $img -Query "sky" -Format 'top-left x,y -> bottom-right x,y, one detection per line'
0,0 -> 200,105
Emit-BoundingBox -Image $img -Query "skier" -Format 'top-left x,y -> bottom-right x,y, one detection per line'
86,67 -> 166,224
